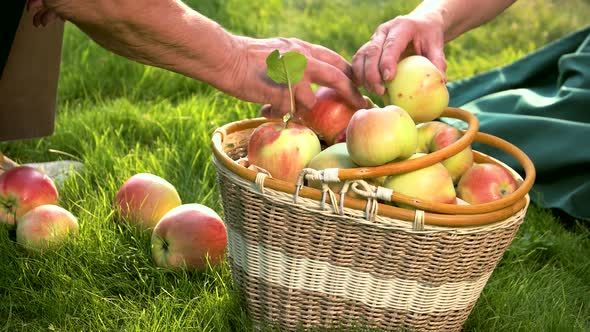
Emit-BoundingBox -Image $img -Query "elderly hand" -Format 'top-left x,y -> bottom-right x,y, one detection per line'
27,0 -> 63,27
224,36 -> 367,118
352,12 -> 447,96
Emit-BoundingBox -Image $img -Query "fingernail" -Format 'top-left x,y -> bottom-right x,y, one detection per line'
383,69 -> 391,81
375,85 -> 385,96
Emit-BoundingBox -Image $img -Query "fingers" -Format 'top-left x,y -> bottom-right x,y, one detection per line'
353,16 -> 450,96
259,104 -> 274,118
27,0 -> 44,11
32,7 -> 61,27
308,44 -> 353,79
361,24 -> 391,95
421,40 -> 447,81
293,82 -> 317,112
353,19 -> 416,96
305,58 -> 366,110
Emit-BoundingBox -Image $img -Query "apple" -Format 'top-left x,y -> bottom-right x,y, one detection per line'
299,87 -> 357,146
307,143 -> 357,194
151,203 -> 227,271
416,121 -> 474,183
346,105 -> 417,166
115,173 -> 182,230
384,55 -> 449,123
247,121 -> 321,183
456,163 -> 519,204
382,153 -> 456,206
16,204 -> 79,253
0,166 -> 59,227
298,87 -> 376,146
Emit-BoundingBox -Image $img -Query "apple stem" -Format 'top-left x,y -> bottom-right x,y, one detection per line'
281,61 -> 295,128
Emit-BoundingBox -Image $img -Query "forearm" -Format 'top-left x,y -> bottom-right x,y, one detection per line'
411,0 -> 517,42
45,0 -> 237,89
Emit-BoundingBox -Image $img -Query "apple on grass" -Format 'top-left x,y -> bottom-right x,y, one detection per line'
151,204 -> 227,271
0,166 -> 59,227
456,163 -> 519,204
115,173 -> 182,230
382,153 -> 456,207
247,121 -> 321,183
346,105 -> 417,167
416,121 -> 474,183
16,204 -> 79,253
384,55 -> 449,123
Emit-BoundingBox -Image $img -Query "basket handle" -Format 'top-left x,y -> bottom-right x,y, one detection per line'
304,131 -> 536,216
211,108 -> 535,227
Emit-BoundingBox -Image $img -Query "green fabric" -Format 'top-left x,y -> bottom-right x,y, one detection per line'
1,1 -> 26,79
446,26 -> 590,221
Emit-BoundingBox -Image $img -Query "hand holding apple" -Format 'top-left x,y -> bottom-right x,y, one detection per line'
151,204 -> 227,271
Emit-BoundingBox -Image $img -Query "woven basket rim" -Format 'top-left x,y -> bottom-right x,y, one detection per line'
214,154 -> 529,232
211,108 -> 536,227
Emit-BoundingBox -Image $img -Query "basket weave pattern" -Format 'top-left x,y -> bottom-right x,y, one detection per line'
214,134 -> 527,332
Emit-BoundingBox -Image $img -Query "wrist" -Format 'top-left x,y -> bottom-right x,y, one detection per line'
407,0 -> 454,42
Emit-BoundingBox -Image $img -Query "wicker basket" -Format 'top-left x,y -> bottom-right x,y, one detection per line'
211,108 -> 535,332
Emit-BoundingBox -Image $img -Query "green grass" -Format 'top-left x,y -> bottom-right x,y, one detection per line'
1,0 -> 589,331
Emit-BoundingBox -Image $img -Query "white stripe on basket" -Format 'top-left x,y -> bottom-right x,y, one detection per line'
227,224 -> 492,314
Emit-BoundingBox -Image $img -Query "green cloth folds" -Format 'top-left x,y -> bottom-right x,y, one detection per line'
447,26 -> 590,221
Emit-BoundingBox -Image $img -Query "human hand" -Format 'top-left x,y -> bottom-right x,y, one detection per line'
27,0 -> 63,27
352,13 -> 447,96
220,36 -> 367,118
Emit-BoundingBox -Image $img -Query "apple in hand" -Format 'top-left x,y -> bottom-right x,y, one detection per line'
115,173 -> 182,230
16,204 -> 79,253
0,166 -> 59,227
416,121 -> 473,183
384,55 -> 449,123
456,163 -> 519,204
382,153 -> 456,206
151,204 -> 227,271
346,105 -> 417,166
247,121 -> 321,183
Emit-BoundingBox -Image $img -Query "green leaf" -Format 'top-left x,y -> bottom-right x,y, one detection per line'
266,50 -> 308,85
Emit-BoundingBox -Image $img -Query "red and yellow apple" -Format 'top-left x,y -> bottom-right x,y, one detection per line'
297,87 -> 376,146
346,105 -> 417,166
115,173 -> 182,230
0,166 -> 59,227
416,121 -> 473,183
385,55 -> 449,123
299,87 -> 357,146
456,163 -> 519,204
16,204 -> 79,253
151,203 -> 227,271
382,153 -> 456,206
247,121 -> 321,183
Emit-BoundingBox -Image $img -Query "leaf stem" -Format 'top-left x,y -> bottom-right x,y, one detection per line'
282,61 -> 295,127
